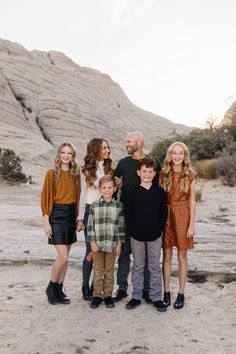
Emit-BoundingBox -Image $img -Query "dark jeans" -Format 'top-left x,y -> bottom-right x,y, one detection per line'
82,204 -> 93,285
116,232 -> 150,292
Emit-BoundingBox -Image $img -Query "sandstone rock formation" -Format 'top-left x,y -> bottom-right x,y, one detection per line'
0,38 -> 192,179
219,101 -> 236,127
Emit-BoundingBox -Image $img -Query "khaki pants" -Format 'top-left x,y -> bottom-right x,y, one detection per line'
92,251 -> 115,298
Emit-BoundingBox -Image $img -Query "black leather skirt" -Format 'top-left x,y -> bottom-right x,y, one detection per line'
49,204 -> 77,245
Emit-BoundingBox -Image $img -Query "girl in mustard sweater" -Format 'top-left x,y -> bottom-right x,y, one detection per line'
41,143 -> 80,305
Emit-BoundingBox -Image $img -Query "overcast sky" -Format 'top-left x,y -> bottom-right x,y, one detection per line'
0,0 -> 236,127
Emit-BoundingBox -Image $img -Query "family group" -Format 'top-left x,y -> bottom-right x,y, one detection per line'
41,132 -> 197,312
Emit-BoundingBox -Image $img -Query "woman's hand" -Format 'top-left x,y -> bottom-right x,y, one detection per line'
114,243 -> 122,257
43,216 -> 52,239
76,220 -> 85,232
186,223 -> 195,238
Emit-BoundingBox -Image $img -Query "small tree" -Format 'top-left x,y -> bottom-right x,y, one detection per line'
0,148 -> 27,183
204,113 -> 217,131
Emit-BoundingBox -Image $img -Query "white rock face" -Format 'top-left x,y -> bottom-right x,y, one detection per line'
0,38 -> 191,178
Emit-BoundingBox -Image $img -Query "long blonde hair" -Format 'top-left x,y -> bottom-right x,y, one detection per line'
160,142 -> 191,193
54,143 -> 79,183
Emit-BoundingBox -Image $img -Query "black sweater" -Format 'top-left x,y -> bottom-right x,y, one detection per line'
125,184 -> 167,242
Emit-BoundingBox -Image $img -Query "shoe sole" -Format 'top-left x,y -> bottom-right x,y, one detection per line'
156,307 -> 167,312
113,295 -> 128,302
47,300 -> 60,305
125,304 -> 140,310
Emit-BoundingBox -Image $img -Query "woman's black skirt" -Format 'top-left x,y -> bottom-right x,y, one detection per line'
49,204 -> 77,245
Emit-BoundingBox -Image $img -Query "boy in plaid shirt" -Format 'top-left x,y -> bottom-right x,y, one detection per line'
87,175 -> 125,309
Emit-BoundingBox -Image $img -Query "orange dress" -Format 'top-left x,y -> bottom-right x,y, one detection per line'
161,169 -> 197,250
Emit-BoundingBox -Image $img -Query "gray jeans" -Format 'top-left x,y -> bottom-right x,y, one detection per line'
117,233 -> 150,292
131,237 -> 162,302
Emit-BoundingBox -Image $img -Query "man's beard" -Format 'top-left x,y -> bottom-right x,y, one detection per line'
126,144 -> 139,155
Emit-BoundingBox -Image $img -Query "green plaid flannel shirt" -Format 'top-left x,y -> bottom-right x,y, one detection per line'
87,197 -> 125,252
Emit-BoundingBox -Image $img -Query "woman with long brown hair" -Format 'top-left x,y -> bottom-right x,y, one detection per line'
77,138 -> 114,300
41,142 -> 80,305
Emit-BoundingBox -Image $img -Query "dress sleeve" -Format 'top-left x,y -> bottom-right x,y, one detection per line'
189,169 -> 197,183
41,170 -> 54,217
78,171 -> 88,220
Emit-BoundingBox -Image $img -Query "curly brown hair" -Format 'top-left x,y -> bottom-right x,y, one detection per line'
54,142 -> 79,183
81,138 -> 114,187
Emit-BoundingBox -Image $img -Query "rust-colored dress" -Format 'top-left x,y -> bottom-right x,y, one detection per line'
161,169 -> 197,250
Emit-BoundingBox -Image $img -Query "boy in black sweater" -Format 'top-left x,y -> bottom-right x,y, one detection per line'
125,157 -> 167,311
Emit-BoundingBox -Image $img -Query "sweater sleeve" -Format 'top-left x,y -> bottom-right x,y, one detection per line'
41,170 -> 54,217
124,190 -> 135,236
77,171 -> 88,220
159,190 -> 168,234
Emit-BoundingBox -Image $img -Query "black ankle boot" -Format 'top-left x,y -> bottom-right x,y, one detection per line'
174,293 -> 185,309
56,283 -> 71,304
163,291 -> 171,307
46,281 -> 60,305
82,283 -> 92,300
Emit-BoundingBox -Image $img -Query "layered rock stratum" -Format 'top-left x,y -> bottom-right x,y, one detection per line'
219,100 -> 236,126
0,38 -> 192,179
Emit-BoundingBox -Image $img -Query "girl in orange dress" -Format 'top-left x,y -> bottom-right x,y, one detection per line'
160,142 -> 197,309
41,143 -> 80,305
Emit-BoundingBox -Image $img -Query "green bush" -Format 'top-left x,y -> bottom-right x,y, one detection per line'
0,148 -> 28,183
195,159 -> 219,179
151,118 -> 235,163
151,138 -> 175,164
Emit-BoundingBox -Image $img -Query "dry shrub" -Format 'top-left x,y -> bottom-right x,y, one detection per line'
195,189 -> 203,202
195,159 -> 218,179
217,152 -> 236,187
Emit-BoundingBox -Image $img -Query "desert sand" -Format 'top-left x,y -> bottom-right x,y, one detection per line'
0,178 -> 236,354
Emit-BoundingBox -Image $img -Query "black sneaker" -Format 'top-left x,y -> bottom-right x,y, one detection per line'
112,289 -> 128,302
104,297 -> 115,308
125,298 -> 141,310
153,300 -> 167,312
90,297 -> 103,309
142,290 -> 152,304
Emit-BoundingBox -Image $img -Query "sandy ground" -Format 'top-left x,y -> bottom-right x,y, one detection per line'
0,179 -> 236,354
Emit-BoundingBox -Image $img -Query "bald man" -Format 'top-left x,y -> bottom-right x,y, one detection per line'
113,131 -> 161,302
